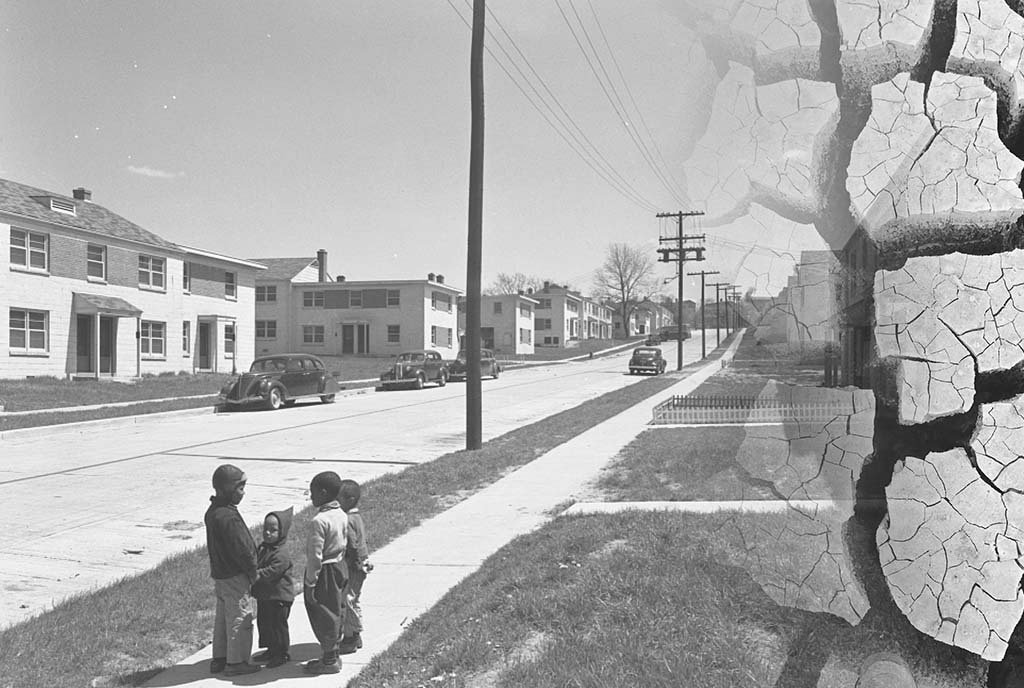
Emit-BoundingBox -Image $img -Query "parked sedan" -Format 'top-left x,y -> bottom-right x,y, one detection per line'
448,348 -> 502,381
379,349 -> 449,389
628,346 -> 667,375
218,353 -> 339,410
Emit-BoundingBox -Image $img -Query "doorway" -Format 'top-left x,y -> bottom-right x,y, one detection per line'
341,324 -> 369,354
76,315 -> 116,374
198,322 -> 212,370
99,316 -> 114,373
76,315 -> 93,373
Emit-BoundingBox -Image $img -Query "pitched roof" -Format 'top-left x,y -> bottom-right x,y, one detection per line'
0,178 -> 179,251
247,257 -> 317,281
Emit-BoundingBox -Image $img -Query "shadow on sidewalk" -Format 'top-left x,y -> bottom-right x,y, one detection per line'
144,642 -> 322,686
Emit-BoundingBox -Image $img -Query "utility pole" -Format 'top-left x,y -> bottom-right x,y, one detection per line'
687,269 -> 719,359
708,281 -> 729,349
465,0 -> 485,450
656,211 -> 705,371
727,286 -> 742,334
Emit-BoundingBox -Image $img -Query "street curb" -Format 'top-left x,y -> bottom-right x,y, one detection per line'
0,386 -> 375,440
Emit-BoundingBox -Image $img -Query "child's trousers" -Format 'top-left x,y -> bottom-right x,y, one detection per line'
342,568 -> 366,637
304,562 -> 346,661
213,573 -> 256,664
257,600 -> 292,657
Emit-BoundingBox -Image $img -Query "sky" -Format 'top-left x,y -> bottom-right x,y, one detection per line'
1,0 -> 826,298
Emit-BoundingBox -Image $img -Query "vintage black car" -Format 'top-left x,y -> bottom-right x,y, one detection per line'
628,346 -> 667,375
218,353 -> 339,410
379,349 -> 449,389
448,348 -> 502,381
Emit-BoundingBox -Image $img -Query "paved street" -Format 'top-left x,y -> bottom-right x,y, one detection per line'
0,339 -> 701,628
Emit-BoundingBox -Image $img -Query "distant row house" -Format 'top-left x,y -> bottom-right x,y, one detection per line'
250,252 -> 463,358
533,281 -> 613,347
2,178 -> 262,380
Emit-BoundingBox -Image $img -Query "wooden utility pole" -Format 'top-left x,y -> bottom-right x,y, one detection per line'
656,211 -> 705,371
687,269 -> 719,359
708,282 -> 729,348
727,286 -> 742,334
465,0 -> 485,450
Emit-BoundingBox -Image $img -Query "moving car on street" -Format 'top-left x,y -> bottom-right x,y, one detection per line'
379,349 -> 449,390
628,346 -> 667,375
448,348 -> 502,381
218,353 -> 339,410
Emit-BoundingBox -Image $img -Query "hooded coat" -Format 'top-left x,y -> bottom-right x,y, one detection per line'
251,508 -> 298,602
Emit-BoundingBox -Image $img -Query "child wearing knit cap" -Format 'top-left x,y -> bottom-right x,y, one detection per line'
251,507 -> 297,669
204,464 -> 260,676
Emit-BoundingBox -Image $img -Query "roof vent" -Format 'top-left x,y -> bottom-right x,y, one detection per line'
72,187 -> 92,202
428,272 -> 436,282
50,198 -> 77,215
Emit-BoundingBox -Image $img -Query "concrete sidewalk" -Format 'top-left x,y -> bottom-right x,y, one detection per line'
144,334 -> 744,688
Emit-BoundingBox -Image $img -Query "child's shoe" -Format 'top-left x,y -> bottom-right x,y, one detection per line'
266,654 -> 288,669
338,633 -> 362,654
303,658 -> 341,674
223,662 -> 262,676
209,657 -> 227,673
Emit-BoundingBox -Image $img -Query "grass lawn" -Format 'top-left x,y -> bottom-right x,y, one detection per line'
509,336 -> 645,362
0,372 -> 233,412
0,372 -> 680,688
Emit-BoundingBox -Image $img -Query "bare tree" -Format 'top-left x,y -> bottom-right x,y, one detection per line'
593,243 -> 656,336
484,272 -> 545,295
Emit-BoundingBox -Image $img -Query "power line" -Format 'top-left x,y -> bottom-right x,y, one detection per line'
445,0 -> 661,213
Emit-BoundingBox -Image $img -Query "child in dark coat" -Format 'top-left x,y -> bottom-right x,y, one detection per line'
302,471 -> 348,675
251,507 -> 297,669
338,479 -> 372,655
204,464 -> 260,677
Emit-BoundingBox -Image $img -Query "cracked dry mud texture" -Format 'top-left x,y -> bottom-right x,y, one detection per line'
837,0 -> 932,57
972,395 -> 1024,492
879,450 -> 1024,661
682,64 -> 838,227
716,384 -> 873,625
948,0 -> 1024,134
847,72 -> 1024,241
875,250 -> 1024,423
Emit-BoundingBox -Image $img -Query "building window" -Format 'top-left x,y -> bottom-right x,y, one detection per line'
519,304 -> 532,318
446,327 -> 453,347
350,290 -> 363,308
225,323 -> 235,357
256,320 -> 277,338
493,302 -> 503,314
387,324 -> 400,344
87,244 -> 106,280
140,321 -> 166,357
256,285 -> 277,302
567,301 -> 579,313
225,271 -> 236,299
303,291 -> 324,308
431,291 -> 451,312
537,318 -> 551,330
183,262 -> 191,293
431,326 -> 453,347
9,308 -> 48,354
138,255 -> 166,289
303,325 -> 324,344
430,325 -> 437,346
538,298 -> 551,309
10,228 -> 48,271
520,328 -> 532,344
182,321 -> 191,355
387,289 -> 400,307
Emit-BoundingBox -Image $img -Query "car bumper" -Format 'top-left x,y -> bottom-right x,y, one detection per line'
217,393 -> 267,406
630,364 -> 661,372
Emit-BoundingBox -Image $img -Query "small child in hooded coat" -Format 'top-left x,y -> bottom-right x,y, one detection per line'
251,507 -> 298,668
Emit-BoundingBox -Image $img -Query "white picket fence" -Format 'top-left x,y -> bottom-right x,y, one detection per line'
651,394 -> 855,425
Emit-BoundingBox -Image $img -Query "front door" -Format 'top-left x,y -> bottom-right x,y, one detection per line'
341,324 -> 355,354
76,315 -> 93,373
341,324 -> 369,354
99,316 -> 115,374
198,322 -> 212,370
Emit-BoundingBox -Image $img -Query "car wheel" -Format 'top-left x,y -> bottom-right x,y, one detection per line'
414,374 -> 425,390
320,394 -> 336,404
267,387 -> 284,410
437,371 -> 447,387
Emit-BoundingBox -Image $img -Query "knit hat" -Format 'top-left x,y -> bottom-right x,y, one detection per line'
212,464 -> 246,492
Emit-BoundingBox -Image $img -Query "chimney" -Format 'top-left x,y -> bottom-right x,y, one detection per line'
436,274 -> 444,284
316,249 -> 327,282
428,272 -> 436,282
336,275 -> 345,282
73,187 -> 91,202
527,287 -> 533,295
543,281 -> 550,290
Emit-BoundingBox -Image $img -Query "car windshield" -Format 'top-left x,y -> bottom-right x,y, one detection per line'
250,358 -> 286,372
397,353 -> 425,363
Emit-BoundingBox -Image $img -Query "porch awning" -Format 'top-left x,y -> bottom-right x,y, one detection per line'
73,292 -> 143,317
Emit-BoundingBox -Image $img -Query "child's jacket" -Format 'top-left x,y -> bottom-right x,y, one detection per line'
305,500 -> 348,587
252,507 -> 298,602
204,495 -> 257,581
344,508 -> 370,573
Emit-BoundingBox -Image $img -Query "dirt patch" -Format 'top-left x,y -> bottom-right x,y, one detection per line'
162,520 -> 202,532
589,538 -> 630,560
464,631 -> 553,688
